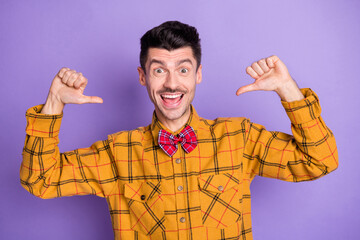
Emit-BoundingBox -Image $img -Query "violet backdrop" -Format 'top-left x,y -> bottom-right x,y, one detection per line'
0,0 -> 359,239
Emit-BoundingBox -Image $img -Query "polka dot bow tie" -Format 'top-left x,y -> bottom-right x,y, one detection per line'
158,125 -> 198,157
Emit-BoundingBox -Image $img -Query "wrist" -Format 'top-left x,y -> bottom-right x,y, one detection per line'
275,79 -> 304,102
41,92 -> 64,114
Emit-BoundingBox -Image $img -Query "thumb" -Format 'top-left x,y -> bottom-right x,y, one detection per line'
79,95 -> 104,104
236,83 -> 260,96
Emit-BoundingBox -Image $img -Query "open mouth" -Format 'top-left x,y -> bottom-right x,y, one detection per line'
160,93 -> 184,107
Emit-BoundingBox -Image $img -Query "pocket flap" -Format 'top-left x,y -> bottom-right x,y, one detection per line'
198,173 -> 239,193
124,181 -> 161,202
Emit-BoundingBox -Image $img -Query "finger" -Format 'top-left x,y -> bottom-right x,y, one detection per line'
79,95 -> 104,104
251,62 -> 265,76
257,59 -> 270,73
62,70 -> 76,84
266,55 -> 280,68
74,75 -> 88,89
67,72 -> 82,87
236,83 -> 260,96
58,67 -> 71,78
246,66 -> 259,79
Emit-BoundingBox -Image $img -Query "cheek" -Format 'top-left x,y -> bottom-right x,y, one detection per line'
146,82 -> 160,97
186,78 -> 197,91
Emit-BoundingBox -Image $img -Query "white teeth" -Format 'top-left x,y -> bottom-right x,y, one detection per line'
162,94 -> 182,99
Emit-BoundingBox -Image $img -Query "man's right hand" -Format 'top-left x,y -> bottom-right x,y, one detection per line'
41,68 -> 103,114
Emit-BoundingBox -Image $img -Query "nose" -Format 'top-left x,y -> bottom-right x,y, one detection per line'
163,71 -> 178,90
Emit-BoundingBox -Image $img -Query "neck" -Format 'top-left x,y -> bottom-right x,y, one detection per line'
156,108 -> 191,133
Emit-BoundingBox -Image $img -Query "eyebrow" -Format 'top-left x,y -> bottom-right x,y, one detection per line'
148,59 -> 164,69
148,58 -> 194,69
176,59 -> 193,66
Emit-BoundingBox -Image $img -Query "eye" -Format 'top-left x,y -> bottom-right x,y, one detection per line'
155,68 -> 164,74
180,68 -> 188,74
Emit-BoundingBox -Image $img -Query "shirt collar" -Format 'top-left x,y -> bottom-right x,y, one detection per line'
150,105 -> 200,143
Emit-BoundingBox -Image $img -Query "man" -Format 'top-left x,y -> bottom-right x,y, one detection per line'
21,21 -> 338,240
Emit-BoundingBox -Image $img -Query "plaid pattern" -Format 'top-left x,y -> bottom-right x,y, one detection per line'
20,88 -> 338,240
158,125 -> 198,157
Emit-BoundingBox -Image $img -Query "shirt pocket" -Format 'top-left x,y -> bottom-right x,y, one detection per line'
198,173 -> 242,228
124,181 -> 165,235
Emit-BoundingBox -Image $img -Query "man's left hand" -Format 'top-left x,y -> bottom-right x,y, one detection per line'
236,55 -> 304,102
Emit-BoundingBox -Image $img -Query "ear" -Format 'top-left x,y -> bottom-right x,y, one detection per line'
137,67 -> 146,86
196,64 -> 202,84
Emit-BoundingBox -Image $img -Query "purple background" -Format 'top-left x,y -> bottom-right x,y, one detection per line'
1,0 -> 359,239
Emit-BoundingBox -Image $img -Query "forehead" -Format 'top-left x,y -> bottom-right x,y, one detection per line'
146,47 -> 195,67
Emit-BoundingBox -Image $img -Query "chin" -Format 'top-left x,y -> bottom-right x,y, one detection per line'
159,106 -> 188,121
162,111 -> 183,121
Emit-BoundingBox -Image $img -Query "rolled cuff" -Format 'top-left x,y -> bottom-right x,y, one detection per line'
281,88 -> 321,124
25,104 -> 63,138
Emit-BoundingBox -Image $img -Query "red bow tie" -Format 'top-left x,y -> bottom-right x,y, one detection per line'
158,125 -> 197,157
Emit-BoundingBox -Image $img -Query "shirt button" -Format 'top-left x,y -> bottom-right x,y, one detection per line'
140,195 -> 146,200
175,158 -> 181,164
218,185 -> 224,192
177,185 -> 183,191
180,217 -> 186,223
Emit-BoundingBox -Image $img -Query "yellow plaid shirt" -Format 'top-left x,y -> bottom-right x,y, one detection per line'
21,88 -> 338,240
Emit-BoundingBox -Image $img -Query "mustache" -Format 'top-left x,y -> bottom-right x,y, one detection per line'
157,87 -> 187,95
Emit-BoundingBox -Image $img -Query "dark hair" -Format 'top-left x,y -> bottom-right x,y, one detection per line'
140,21 -> 201,73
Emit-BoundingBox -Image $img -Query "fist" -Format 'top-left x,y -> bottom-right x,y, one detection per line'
49,67 -> 103,105
236,55 -> 304,102
41,68 -> 103,114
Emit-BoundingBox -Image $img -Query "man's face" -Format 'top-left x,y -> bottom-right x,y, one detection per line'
138,47 -> 202,126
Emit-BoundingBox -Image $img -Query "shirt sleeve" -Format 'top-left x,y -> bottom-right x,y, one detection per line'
243,88 -> 338,182
20,105 -> 118,199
